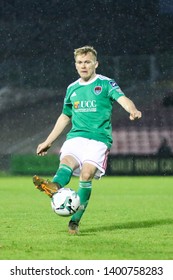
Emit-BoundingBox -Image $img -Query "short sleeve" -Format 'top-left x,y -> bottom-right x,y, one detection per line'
62,90 -> 72,117
107,80 -> 125,101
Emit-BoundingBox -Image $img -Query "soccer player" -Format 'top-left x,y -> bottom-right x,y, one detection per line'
33,46 -> 142,234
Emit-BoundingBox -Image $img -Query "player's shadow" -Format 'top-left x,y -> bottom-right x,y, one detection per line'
82,218 -> 173,234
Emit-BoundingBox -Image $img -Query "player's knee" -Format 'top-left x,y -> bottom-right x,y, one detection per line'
61,155 -> 78,170
80,163 -> 97,181
80,168 -> 95,181
80,171 -> 93,181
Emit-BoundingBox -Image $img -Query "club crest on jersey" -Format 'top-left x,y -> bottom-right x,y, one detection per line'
94,86 -> 102,95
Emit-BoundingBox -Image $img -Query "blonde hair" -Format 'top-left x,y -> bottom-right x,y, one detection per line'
74,45 -> 97,60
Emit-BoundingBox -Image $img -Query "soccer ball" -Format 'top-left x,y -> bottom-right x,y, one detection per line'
51,188 -> 80,216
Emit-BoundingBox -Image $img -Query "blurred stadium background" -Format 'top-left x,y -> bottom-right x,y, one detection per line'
0,0 -> 173,175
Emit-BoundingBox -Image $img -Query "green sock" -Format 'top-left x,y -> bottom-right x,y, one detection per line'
52,164 -> 73,188
71,181 -> 92,224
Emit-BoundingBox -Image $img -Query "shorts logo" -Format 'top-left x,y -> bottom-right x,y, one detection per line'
94,86 -> 102,95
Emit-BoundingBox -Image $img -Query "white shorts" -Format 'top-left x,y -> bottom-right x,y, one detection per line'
60,137 -> 109,179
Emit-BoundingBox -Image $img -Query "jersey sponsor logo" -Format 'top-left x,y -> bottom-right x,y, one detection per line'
94,86 -> 102,95
74,100 -> 97,112
109,81 -> 118,88
74,101 -> 80,109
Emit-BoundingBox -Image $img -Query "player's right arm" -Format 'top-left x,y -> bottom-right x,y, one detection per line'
37,113 -> 71,156
117,96 -> 142,120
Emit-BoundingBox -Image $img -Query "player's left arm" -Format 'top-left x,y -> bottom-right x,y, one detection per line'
117,96 -> 142,120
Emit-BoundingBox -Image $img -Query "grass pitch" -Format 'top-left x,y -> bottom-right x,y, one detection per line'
0,176 -> 173,260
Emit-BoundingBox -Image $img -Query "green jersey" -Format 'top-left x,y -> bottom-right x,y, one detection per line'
62,74 -> 125,148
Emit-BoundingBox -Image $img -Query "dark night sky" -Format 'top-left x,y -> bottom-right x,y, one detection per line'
0,0 -> 172,57
0,0 -> 173,88
159,0 -> 173,14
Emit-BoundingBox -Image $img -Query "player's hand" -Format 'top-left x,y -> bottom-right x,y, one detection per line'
129,110 -> 142,121
36,142 -> 51,156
